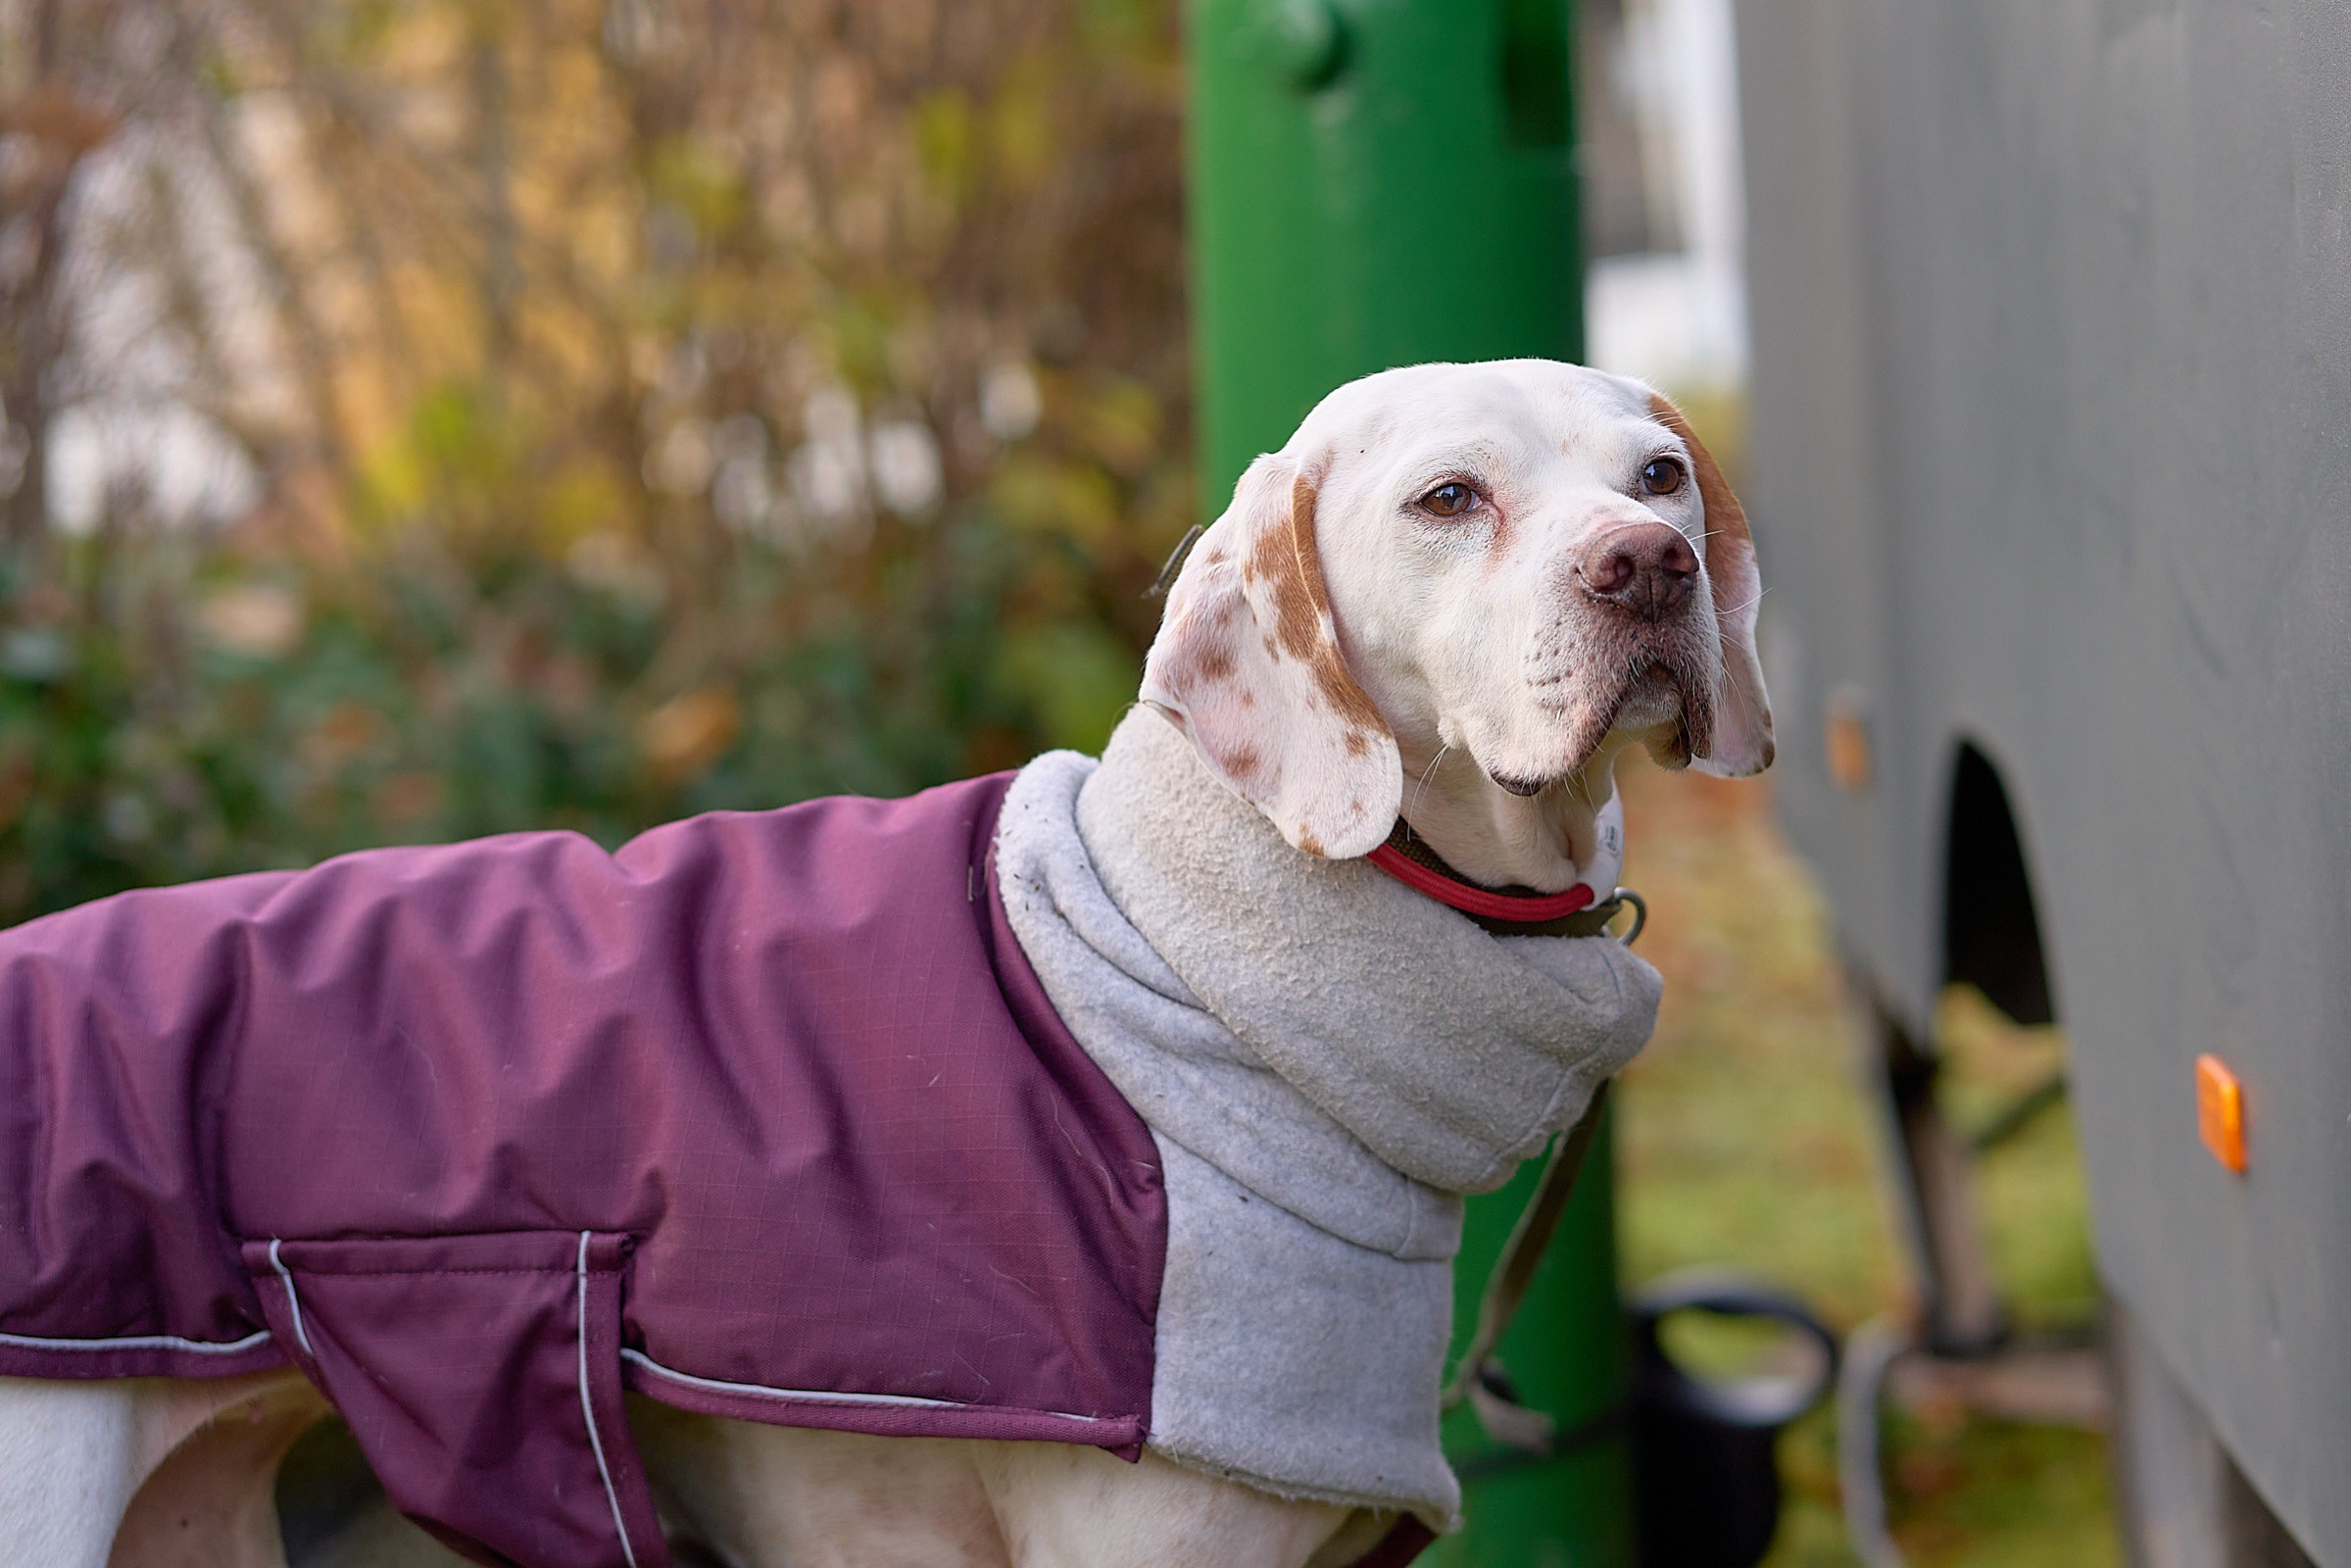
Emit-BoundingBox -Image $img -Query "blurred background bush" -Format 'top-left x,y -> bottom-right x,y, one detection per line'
0,0 -> 1188,920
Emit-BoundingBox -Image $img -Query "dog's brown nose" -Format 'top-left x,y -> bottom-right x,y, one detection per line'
1573,522 -> 1698,621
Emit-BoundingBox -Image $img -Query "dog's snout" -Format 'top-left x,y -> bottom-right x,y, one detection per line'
1572,522 -> 1698,621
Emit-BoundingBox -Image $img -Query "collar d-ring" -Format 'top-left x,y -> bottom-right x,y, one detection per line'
1606,887 -> 1646,946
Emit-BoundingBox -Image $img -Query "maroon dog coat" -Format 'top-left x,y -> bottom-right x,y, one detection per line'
0,774 -> 1165,1568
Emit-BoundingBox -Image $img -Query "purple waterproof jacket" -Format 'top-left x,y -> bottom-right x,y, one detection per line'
0,774 -> 1167,1568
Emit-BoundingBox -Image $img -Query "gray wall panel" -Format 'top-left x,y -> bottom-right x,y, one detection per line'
1737,0 -> 2351,1552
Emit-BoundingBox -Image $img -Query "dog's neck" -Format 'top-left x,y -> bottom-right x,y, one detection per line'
1392,731 -> 1646,894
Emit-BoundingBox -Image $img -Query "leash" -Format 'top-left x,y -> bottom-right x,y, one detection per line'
1143,523 -> 1204,599
1440,1079 -> 1614,1450
1363,1083 -> 1617,1568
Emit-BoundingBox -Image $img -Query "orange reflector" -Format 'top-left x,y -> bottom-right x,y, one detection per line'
1825,689 -> 1873,794
2195,1054 -> 2246,1173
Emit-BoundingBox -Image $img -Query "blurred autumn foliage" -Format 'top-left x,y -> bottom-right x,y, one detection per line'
0,0 -> 1190,920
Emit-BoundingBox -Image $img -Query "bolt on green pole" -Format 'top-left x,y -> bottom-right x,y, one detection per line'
1185,2 -> 1633,1564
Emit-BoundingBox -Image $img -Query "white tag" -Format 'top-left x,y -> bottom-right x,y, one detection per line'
1569,793 -> 1626,906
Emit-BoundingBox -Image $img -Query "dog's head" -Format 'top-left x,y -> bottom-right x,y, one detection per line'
1141,360 -> 1772,889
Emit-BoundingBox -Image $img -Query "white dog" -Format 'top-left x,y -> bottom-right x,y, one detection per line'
0,360 -> 1768,1568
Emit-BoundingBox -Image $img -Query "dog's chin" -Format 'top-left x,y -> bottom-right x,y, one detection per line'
1610,670 -> 1685,734
1485,664 -> 1717,794
1617,668 -> 1714,769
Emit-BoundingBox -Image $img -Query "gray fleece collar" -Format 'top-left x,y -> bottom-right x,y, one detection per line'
994,710 -> 1663,1526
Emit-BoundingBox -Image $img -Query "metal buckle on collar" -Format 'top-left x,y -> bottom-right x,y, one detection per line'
1604,887 -> 1646,946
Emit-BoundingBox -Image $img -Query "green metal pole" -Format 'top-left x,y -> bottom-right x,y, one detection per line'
1185,2 -> 1632,1564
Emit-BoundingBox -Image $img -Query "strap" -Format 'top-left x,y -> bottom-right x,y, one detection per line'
1351,1516 -> 1439,1568
1366,843 -> 1598,924
1440,1080 -> 1613,1449
1368,820 -> 1640,936
1359,1094 -> 1613,1564
1144,522 -> 1204,599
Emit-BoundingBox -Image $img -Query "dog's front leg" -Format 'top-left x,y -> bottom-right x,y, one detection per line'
0,1377 -> 142,1568
633,1404 -> 1015,1567
110,1373 -> 330,1568
975,1445 -> 1349,1568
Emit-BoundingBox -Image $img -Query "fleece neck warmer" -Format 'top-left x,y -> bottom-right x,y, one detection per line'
996,710 -> 1661,1528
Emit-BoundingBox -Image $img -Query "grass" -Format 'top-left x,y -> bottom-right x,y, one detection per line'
1610,754 -> 2117,1568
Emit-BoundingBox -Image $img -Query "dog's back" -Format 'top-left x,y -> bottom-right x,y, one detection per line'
0,773 -> 1163,1566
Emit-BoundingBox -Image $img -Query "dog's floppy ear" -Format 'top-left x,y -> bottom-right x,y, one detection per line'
1648,394 -> 1775,776
1140,453 -> 1401,858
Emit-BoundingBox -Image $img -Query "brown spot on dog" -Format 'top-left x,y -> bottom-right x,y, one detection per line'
1246,479 -> 1320,662
1224,745 -> 1262,783
1243,474 -> 1388,738
1295,830 -> 1326,858
1152,604 -> 1242,698
1342,729 -> 1371,757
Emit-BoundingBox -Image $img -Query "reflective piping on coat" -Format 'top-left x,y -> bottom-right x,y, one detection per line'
268,1239 -> 313,1356
577,1232 -> 640,1568
0,1326 -> 273,1355
620,1348 -> 1121,1426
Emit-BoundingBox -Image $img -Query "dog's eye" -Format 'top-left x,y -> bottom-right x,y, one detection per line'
1640,457 -> 1686,497
1420,482 -> 1480,517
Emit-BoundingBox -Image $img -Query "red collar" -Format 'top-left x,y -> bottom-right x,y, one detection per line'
1364,843 -> 1597,923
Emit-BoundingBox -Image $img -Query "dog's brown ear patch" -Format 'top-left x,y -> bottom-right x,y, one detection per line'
1646,394 -> 1752,622
1647,392 -> 1775,775
1142,454 -> 1402,857
1242,474 -> 1388,744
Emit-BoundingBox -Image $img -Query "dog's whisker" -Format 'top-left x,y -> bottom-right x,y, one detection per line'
1408,745 -> 1451,820
1719,586 -> 1768,618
